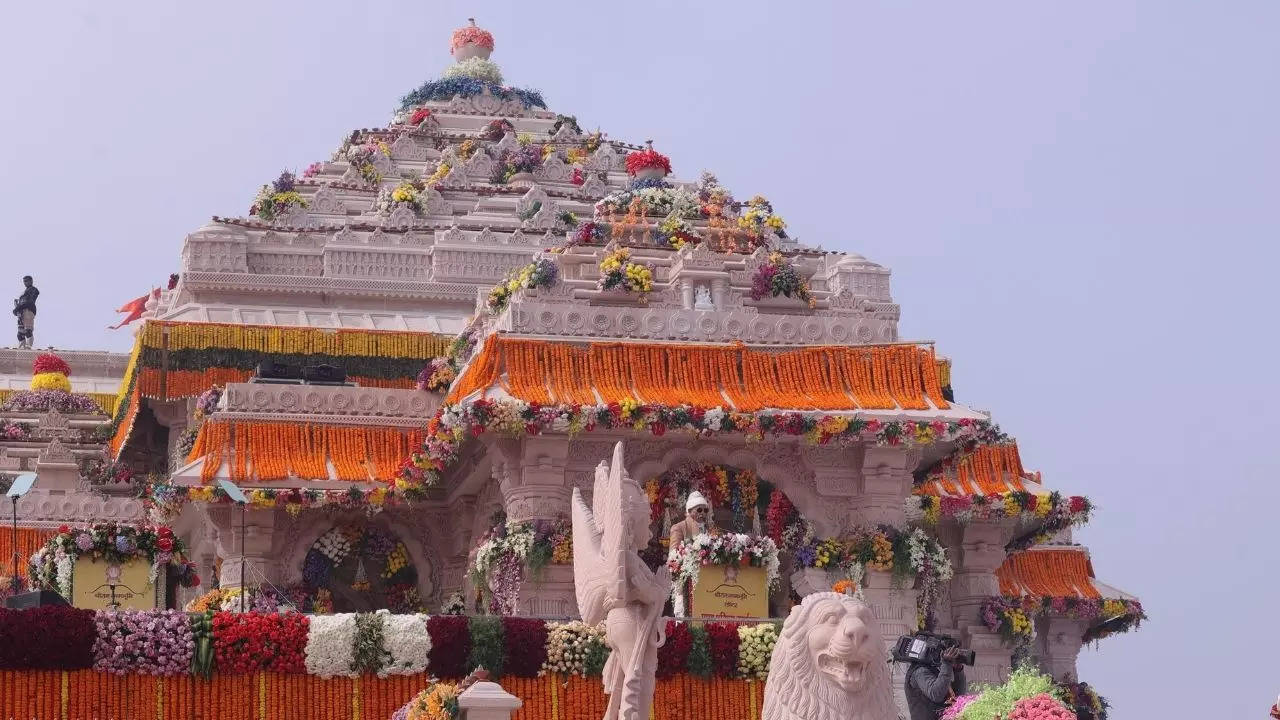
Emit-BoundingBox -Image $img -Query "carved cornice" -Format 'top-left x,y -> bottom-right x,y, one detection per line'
219,383 -> 439,422
179,271 -> 479,301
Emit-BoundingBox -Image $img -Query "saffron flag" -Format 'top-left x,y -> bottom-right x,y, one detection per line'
108,289 -> 158,329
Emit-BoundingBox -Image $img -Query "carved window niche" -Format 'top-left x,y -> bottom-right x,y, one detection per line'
298,523 -> 430,613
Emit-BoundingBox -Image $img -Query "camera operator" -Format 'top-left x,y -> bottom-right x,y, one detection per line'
904,646 -> 968,720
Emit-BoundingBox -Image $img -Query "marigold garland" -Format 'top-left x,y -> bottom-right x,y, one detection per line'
188,420 -> 421,484
450,337 -> 949,412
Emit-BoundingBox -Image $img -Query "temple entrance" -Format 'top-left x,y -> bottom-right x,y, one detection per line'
299,523 -> 427,613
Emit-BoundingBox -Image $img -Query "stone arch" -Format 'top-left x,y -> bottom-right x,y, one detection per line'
281,510 -> 441,611
630,441 -> 854,539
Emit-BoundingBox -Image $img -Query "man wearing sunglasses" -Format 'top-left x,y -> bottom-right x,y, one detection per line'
669,491 -> 719,547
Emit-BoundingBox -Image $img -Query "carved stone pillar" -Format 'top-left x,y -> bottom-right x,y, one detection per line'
499,437 -> 576,617
501,437 -> 571,522
949,521 -> 1012,684
150,398 -> 193,472
207,506 -> 283,592
1033,616 -> 1087,681
711,278 -> 728,308
853,446 -> 917,526
680,281 -> 694,310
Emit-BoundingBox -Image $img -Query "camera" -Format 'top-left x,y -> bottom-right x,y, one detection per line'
892,631 -> 975,667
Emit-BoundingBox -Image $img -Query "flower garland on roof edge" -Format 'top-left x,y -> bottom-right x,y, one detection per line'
144,403 -> 1003,520
398,398 -> 1006,491
981,596 -> 1146,647
906,492 -> 1093,551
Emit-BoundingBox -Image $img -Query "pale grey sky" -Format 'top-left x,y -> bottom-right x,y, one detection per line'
3,1 -> 1278,716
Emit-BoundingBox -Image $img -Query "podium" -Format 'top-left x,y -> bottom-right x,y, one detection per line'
689,563 -> 768,619
70,557 -> 165,610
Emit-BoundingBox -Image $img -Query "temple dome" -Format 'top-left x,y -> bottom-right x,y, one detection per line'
450,18 -> 494,61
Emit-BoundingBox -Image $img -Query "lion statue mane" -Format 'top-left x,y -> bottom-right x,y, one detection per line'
761,592 -> 898,720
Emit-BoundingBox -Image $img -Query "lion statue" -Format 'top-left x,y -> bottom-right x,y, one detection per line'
762,592 -> 897,720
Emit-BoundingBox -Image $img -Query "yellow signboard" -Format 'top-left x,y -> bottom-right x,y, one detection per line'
71,558 -> 164,610
691,563 -> 768,619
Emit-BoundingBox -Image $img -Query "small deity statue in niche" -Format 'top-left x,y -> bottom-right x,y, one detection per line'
693,285 -> 714,311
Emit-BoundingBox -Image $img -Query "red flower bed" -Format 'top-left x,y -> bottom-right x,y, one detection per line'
427,615 -> 471,678
0,607 -> 95,669
657,620 -> 692,678
211,612 -> 307,673
32,353 -> 71,376
625,149 -> 672,176
705,622 -> 740,678
501,617 -> 548,677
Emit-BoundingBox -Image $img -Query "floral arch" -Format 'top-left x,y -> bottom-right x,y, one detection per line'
296,522 -> 429,613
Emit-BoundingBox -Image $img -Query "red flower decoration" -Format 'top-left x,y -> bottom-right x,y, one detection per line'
409,108 -> 433,125
705,622 -> 740,677
427,615 -> 471,678
157,537 -> 174,552
212,612 -> 308,673
57,524 -> 69,534
625,149 -> 672,176
501,617 -> 548,678
0,607 -> 96,669
32,353 -> 71,376
657,621 -> 692,678
1068,496 -> 1089,513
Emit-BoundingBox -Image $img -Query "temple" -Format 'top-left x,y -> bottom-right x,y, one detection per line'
0,20 -> 1139,719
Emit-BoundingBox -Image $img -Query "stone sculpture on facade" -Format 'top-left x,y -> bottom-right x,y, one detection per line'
762,591 -> 898,720
571,442 -> 672,720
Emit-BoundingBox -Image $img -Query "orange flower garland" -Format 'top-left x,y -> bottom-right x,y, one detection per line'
189,421 -> 420,483
449,337 -> 948,412
996,548 -> 1101,599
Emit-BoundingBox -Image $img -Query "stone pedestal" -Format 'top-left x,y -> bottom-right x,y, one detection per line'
962,626 -> 1013,685
458,681 -> 522,720
863,569 -> 919,717
1033,616 -> 1087,681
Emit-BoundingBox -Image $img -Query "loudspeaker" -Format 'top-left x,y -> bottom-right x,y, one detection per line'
303,364 -> 346,384
255,361 -> 301,380
5,589 -> 69,609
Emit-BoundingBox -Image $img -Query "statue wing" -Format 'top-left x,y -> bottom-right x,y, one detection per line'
571,482 -> 610,624
572,442 -> 628,625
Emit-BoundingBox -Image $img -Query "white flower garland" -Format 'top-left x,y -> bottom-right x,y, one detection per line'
541,621 -> 606,677
736,624 -> 778,679
314,527 -> 354,565
378,611 -> 430,677
305,613 -> 359,678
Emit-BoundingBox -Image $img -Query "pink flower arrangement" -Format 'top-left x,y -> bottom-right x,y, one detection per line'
625,148 -> 672,176
451,24 -> 495,55
1008,693 -> 1077,720
941,694 -> 977,719
93,610 -> 194,676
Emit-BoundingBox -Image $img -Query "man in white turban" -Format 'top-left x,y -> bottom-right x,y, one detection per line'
669,491 -> 719,547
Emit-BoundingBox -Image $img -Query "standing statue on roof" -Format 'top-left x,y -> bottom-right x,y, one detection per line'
571,442 -> 672,720
13,275 -> 38,349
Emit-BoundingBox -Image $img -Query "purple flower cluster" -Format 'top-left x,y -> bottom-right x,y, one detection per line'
75,533 -> 94,552
114,535 -> 135,554
362,528 -> 395,557
92,610 -> 194,675
0,390 -> 103,414
195,386 -> 223,418
272,170 -> 296,194
749,263 -> 778,301
301,549 -> 331,589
